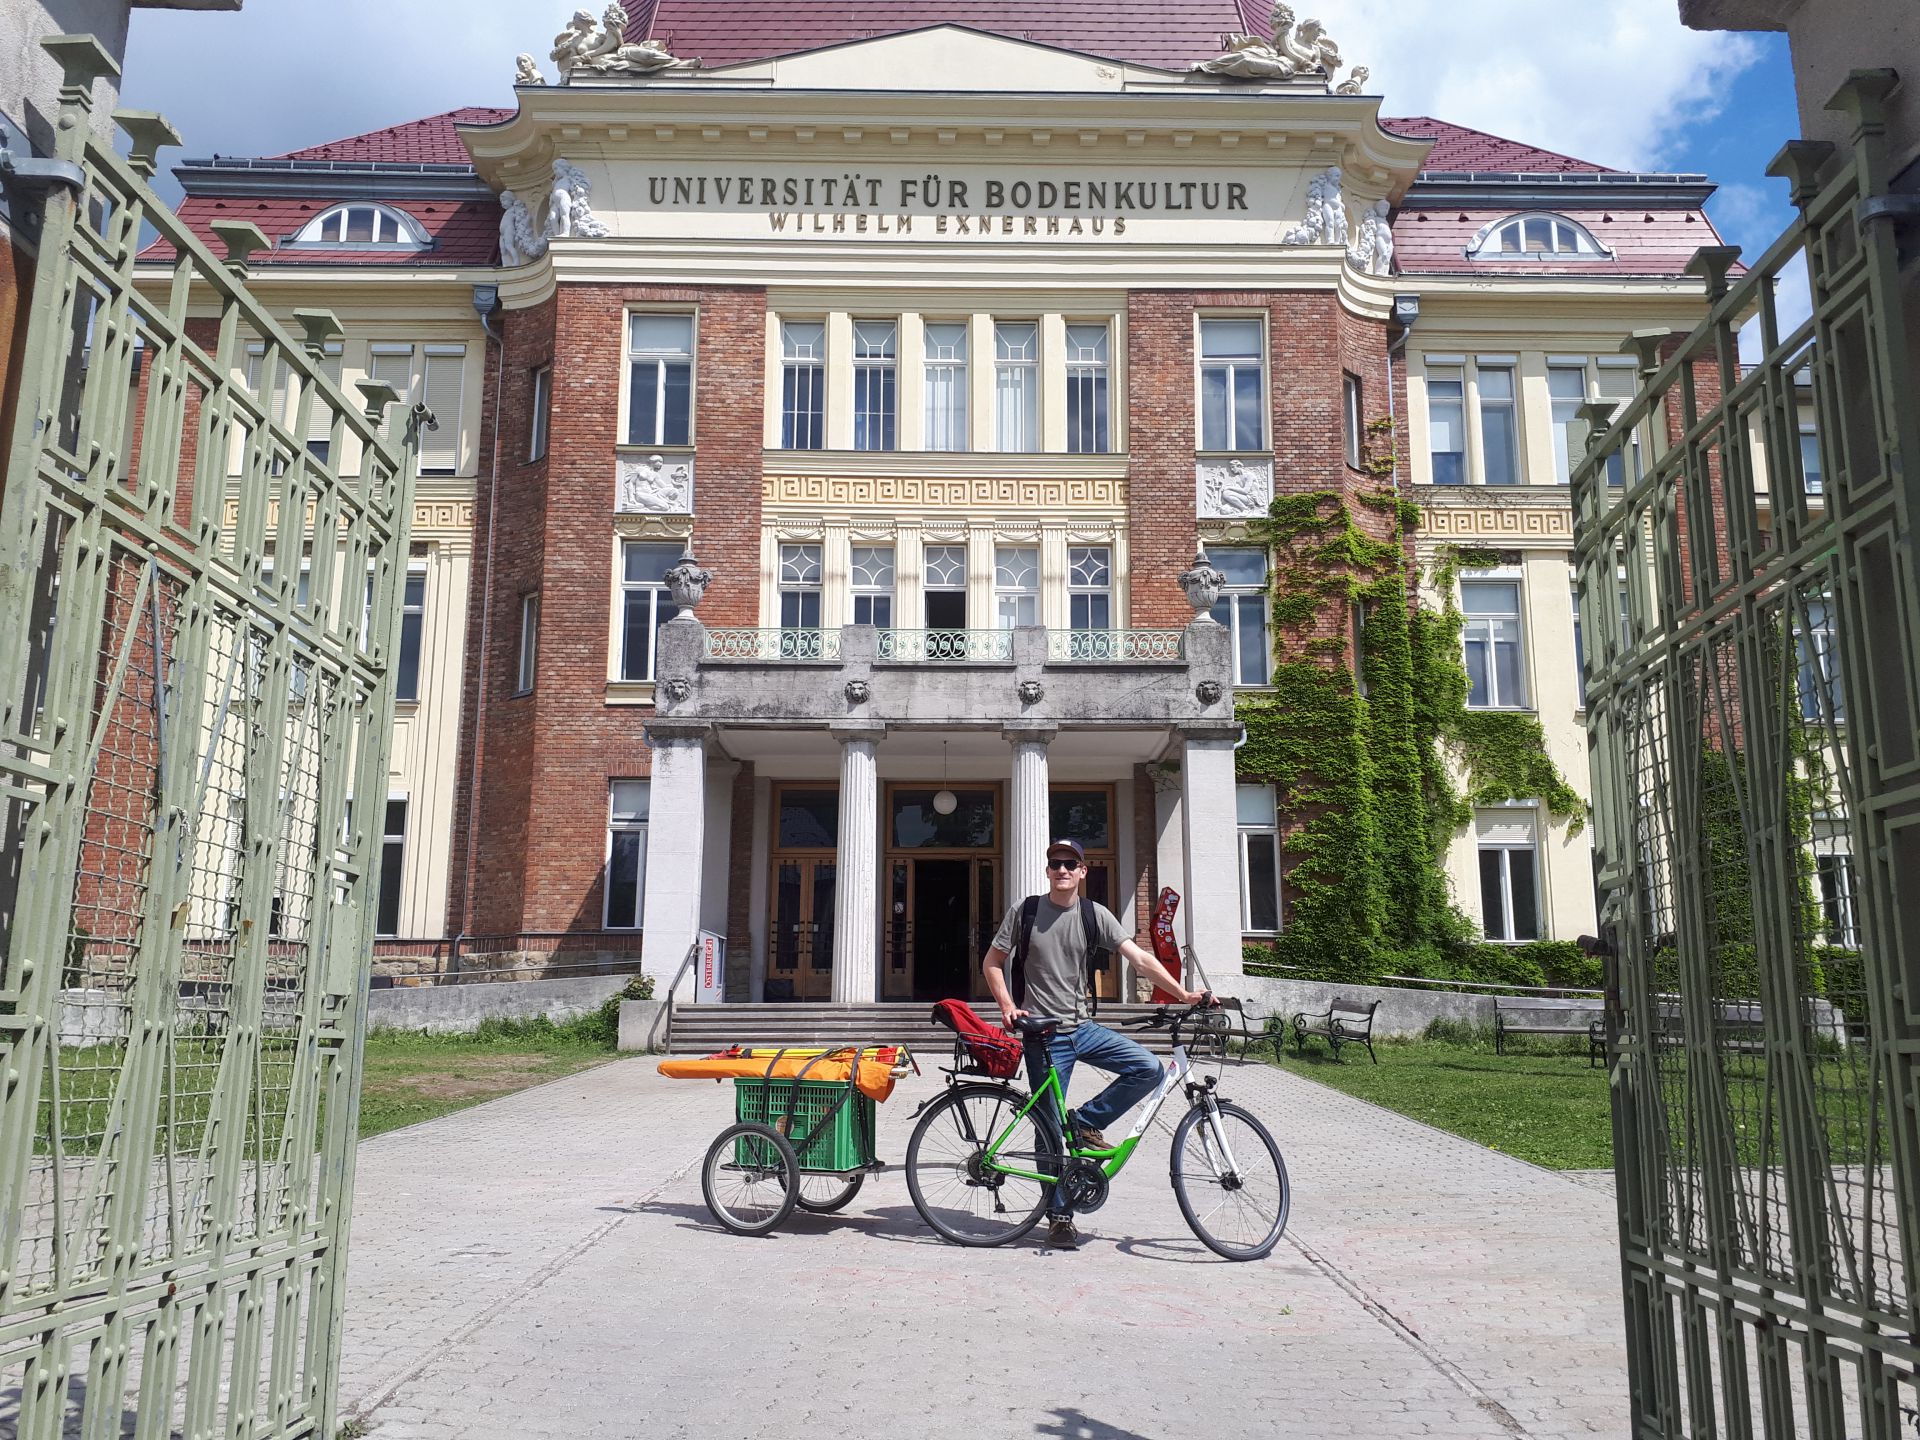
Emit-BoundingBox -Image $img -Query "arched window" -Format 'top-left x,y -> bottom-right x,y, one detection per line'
292,204 -> 428,247
1467,213 -> 1611,261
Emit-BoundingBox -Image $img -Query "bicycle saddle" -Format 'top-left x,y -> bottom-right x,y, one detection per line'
1013,1016 -> 1065,1036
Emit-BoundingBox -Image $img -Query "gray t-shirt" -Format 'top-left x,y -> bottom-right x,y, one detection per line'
991,897 -> 1131,1031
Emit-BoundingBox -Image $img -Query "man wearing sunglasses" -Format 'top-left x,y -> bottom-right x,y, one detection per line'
981,838 -> 1210,1249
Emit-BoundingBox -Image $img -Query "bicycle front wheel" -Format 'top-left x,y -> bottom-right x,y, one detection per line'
702,1122 -> 799,1236
1170,1100 -> 1290,1260
905,1085 -> 1052,1247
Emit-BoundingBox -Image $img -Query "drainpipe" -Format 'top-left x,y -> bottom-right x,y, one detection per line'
1385,293 -> 1421,497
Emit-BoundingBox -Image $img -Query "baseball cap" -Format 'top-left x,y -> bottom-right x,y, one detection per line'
1046,838 -> 1086,863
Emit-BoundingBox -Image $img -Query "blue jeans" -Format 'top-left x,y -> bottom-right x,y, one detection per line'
1024,1021 -> 1164,1216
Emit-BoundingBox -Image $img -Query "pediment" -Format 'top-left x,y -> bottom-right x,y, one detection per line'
717,25 -> 1145,92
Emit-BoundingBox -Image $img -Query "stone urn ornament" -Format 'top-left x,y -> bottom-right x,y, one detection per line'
664,548 -> 712,614
1180,550 -> 1227,616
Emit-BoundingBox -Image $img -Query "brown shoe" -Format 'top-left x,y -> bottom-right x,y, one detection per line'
1071,1122 -> 1111,1152
1046,1217 -> 1082,1250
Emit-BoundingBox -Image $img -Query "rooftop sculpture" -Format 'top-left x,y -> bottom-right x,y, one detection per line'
1191,4 -> 1356,87
551,4 -> 700,80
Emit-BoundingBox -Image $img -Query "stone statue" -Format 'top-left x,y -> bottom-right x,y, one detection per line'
550,9 -> 599,78
545,159 -> 611,240
1192,4 -> 1348,83
514,53 -> 546,86
554,3 -> 700,79
619,453 -> 693,513
498,190 -> 545,267
1334,64 -> 1369,95
1282,165 -> 1348,246
1347,198 -> 1394,277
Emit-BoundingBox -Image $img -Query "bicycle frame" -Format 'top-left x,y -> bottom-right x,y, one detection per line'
981,1037 -> 1203,1184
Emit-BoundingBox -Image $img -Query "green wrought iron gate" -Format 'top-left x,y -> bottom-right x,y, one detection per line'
1575,72 -> 1919,1438
0,37 -> 428,1437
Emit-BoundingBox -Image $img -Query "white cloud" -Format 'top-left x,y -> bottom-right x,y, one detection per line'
1309,0 -> 1763,171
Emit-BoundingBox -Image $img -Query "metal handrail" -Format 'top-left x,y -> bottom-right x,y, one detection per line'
875,628 -> 1014,662
663,942 -> 699,1054
702,627 -> 841,660
1046,628 -> 1186,662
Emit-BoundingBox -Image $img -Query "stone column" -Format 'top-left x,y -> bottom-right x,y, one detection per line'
639,721 -> 709,1000
830,724 -> 884,1003
1180,725 -> 1245,986
1004,724 -> 1057,906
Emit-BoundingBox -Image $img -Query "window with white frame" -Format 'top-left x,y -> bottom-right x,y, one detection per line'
995,322 -> 1039,451
528,365 -> 551,462
301,342 -> 344,462
1549,363 -> 1587,485
779,543 -> 823,629
994,547 -> 1039,628
1799,425 -> 1824,495
293,203 -> 426,248
1068,546 -> 1111,631
1065,324 -> 1110,454
1426,363 -> 1465,485
619,541 -> 681,681
367,343 -> 465,472
516,592 -> 539,694
376,798 -> 408,938
851,546 -> 893,626
923,322 -> 968,451
1476,807 -> 1540,941
605,781 -> 649,930
1461,577 -> 1528,708
626,314 -> 693,448
1595,363 -> 1638,485
853,320 -> 897,451
1571,574 -> 1586,709
394,567 -> 427,703
1796,596 -> 1845,723
1237,784 -> 1282,933
1342,371 -> 1363,469
1209,547 -> 1270,686
781,321 -> 825,450
923,544 -> 967,628
1815,848 -> 1858,948
1467,213 -> 1610,260
1477,362 -> 1520,486
1199,318 -> 1264,452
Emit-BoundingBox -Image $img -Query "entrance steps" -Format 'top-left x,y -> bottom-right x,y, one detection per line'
668,1001 -> 1179,1055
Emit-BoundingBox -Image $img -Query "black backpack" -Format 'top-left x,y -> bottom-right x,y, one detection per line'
1010,896 -> 1112,1019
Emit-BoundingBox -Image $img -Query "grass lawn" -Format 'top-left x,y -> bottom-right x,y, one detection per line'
358,1024 -> 616,1139
1265,1034 -> 1615,1170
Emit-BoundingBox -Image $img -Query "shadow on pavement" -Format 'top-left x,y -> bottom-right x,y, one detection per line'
1034,1406 -> 1161,1439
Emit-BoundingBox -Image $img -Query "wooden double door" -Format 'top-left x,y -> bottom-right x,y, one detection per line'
770,857 -> 835,1000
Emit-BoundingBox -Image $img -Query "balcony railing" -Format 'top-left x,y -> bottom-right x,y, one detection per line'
702,628 -> 841,661
875,629 -> 1014,662
1046,629 -> 1186,662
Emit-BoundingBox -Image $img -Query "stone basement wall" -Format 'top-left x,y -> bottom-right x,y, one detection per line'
366,974 -> 634,1034
1227,975 -> 1503,1039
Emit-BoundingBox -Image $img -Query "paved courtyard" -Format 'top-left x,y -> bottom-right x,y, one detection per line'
340,1053 -> 1629,1439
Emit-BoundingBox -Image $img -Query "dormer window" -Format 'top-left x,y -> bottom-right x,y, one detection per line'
1467,213 -> 1611,261
292,204 -> 428,248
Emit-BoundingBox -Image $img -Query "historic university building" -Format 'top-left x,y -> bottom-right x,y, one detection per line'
139,1 -> 1734,1003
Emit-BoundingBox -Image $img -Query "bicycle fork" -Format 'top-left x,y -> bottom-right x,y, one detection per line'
1192,1092 -> 1246,1188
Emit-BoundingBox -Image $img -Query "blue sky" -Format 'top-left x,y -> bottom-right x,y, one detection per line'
120,1 -> 1800,260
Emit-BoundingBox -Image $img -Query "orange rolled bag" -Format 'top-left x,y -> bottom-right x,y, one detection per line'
657,1044 -> 908,1102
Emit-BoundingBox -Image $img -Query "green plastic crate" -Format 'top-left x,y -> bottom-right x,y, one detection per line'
733,1077 -> 874,1172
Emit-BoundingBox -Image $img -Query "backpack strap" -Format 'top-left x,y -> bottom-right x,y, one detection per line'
1080,899 -> 1108,1019
1011,895 -> 1041,1005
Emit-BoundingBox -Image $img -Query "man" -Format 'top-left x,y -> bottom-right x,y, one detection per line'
981,838 -> 1209,1250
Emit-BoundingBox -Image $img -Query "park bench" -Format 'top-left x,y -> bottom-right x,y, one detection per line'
1290,998 -> 1380,1064
1492,994 -> 1608,1066
1184,996 -> 1275,1060
1649,999 -> 1768,1053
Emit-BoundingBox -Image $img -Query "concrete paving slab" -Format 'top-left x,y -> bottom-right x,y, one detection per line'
339,1054 -> 1628,1439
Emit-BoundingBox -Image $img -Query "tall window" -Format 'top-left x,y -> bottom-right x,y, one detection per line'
376,798 -> 408,938
626,314 -> 693,447
1462,578 -> 1527,708
923,322 -> 968,451
605,781 -> 649,930
1549,363 -> 1586,484
853,320 -> 897,451
528,365 -> 551,462
1478,362 -> 1519,486
923,544 -> 967,628
994,547 -> 1039,628
1065,324 -> 1110,454
1477,808 -> 1540,941
779,543 -> 823,628
1427,364 -> 1465,484
1342,371 -> 1363,469
297,341 -> 344,463
1595,364 -> 1637,485
394,568 -> 426,702
851,546 -> 893,626
995,322 -> 1038,451
1199,318 -> 1264,452
1237,784 -> 1281,934
781,321 -> 825,450
1068,546 -> 1111,631
1209,547 -> 1270,686
1571,576 -> 1585,709
620,541 -> 681,681
1816,851 -> 1858,947
516,592 -> 539,694
1796,597 -> 1845,723
1799,425 -> 1824,496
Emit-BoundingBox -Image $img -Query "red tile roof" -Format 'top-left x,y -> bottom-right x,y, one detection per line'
1384,117 -> 1615,175
272,107 -> 514,165
638,0 -> 1255,70
138,196 -> 500,268
1392,206 -> 1726,277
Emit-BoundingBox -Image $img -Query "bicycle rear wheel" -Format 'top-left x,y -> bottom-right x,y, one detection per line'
905,1085 -> 1052,1246
702,1122 -> 799,1236
1169,1099 -> 1289,1260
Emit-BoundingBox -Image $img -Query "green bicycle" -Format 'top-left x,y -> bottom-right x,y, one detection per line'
903,1001 -> 1290,1260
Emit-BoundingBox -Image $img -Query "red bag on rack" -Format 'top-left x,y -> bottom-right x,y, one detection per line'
929,1000 -> 1022,1079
